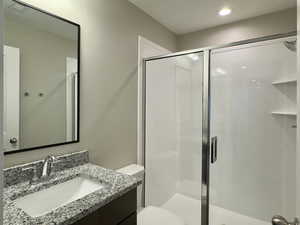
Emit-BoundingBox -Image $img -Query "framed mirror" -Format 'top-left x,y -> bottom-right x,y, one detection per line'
3,0 -> 80,154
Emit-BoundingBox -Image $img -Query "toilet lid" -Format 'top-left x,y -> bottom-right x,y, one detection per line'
138,206 -> 185,225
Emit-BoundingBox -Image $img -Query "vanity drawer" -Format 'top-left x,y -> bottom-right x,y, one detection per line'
72,188 -> 137,225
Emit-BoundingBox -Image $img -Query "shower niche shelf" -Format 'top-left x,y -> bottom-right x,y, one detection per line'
272,79 -> 297,85
271,111 -> 297,116
271,76 -> 297,117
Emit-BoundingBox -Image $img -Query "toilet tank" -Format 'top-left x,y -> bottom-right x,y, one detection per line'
117,164 -> 145,211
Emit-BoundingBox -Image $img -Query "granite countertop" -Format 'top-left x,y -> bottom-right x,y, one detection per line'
4,162 -> 139,225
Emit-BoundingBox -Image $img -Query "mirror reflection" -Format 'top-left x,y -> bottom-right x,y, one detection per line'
3,0 -> 79,153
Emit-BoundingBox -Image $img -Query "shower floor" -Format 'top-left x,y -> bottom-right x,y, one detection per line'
162,193 -> 200,225
161,193 -> 269,225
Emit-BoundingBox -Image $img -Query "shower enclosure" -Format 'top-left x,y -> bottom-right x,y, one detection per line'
143,32 -> 298,225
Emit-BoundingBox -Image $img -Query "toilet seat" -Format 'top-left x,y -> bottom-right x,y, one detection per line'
138,206 -> 185,225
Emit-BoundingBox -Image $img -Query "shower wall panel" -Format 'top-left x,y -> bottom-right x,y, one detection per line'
145,53 -> 203,207
210,38 -> 297,222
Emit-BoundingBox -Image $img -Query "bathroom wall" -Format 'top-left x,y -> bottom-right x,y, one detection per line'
297,0 -> 300,218
4,17 -> 77,149
178,8 -> 297,51
0,0 -> 4,223
4,0 -> 177,168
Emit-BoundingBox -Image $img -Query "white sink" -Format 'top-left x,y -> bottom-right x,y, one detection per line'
15,176 -> 106,217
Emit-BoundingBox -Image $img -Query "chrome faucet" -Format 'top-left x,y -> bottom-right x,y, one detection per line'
272,215 -> 299,225
41,155 -> 56,178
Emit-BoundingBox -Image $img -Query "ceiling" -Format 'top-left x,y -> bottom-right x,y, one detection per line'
129,0 -> 296,35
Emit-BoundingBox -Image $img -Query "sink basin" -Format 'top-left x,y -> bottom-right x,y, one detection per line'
15,176 -> 106,217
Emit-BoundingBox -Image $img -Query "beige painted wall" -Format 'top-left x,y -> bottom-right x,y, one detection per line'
178,8 -> 297,51
297,0 -> 300,218
4,0 -> 177,168
0,0 -> 4,223
5,17 -> 77,150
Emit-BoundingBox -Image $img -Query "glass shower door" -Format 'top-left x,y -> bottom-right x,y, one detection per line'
209,37 -> 298,225
144,52 -> 204,225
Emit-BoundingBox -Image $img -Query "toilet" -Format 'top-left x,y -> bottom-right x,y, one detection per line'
117,164 -> 145,210
117,164 -> 185,225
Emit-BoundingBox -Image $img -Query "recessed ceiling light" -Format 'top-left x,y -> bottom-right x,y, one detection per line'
219,7 -> 231,16
241,66 -> 247,69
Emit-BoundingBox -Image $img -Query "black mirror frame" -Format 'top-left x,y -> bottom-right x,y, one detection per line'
4,0 -> 80,155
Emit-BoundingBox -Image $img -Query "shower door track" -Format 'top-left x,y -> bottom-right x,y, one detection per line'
142,30 -> 297,225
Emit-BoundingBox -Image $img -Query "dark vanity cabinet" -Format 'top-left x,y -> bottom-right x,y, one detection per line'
72,189 -> 137,225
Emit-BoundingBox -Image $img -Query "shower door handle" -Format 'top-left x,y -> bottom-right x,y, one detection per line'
211,136 -> 218,164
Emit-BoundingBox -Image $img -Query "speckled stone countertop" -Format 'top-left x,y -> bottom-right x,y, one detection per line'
3,151 -> 139,225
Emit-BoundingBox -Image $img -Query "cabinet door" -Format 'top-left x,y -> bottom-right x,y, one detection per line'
73,189 -> 137,225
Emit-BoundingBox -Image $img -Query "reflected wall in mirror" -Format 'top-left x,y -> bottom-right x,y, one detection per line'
3,0 -> 80,153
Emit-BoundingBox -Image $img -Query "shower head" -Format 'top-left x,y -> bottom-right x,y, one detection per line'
283,40 -> 297,52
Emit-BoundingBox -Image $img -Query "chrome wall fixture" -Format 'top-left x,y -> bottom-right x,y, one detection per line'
142,31 -> 297,225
